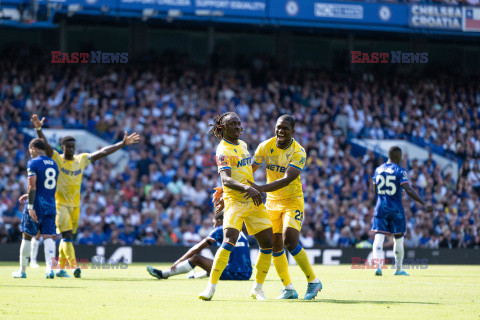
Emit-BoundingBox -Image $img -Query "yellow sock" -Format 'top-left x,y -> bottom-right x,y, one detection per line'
290,245 -> 316,282
63,240 -> 78,269
255,248 -> 272,284
209,242 -> 234,285
273,249 -> 292,286
59,240 -> 67,269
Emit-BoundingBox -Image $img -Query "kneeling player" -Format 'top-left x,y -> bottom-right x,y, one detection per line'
13,139 -> 58,279
146,211 -> 252,281
371,146 -> 433,276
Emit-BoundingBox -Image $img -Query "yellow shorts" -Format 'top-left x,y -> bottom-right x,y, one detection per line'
266,196 -> 304,234
56,205 -> 80,234
224,201 -> 272,235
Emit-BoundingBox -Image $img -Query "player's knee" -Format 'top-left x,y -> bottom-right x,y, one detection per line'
62,231 -> 73,240
190,254 -> 200,264
272,240 -> 283,252
283,234 -> 299,252
260,238 -> 273,249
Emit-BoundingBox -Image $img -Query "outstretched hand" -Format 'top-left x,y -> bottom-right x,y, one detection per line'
243,186 -> 263,206
122,131 -> 140,146
214,198 -> 225,214
31,114 -> 45,128
212,187 -> 223,206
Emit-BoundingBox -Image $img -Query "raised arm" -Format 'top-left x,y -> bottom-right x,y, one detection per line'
90,131 -> 140,163
248,166 -> 300,193
402,183 -> 433,213
31,115 -> 53,158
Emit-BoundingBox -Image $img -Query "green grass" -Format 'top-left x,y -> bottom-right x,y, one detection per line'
0,263 -> 479,319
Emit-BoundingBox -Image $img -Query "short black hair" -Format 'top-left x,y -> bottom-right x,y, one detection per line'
29,138 -> 45,150
61,136 -> 76,145
388,146 -> 402,162
213,211 -> 224,221
278,114 -> 295,129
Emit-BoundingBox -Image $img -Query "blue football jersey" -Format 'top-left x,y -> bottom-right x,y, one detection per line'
25,155 -> 58,216
373,162 -> 409,217
208,226 -> 252,274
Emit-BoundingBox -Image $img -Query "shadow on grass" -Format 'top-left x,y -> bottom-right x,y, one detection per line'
84,278 -> 152,282
0,284 -> 85,289
319,299 -> 439,305
223,298 -> 440,305
420,275 -> 480,278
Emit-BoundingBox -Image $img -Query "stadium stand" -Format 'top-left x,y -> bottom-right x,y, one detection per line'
0,46 -> 479,249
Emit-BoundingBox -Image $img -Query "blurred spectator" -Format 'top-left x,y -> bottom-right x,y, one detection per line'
0,46 -> 479,248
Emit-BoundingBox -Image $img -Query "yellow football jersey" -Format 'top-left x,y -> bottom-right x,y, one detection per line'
254,137 -> 306,200
52,150 -> 91,207
216,138 -> 255,203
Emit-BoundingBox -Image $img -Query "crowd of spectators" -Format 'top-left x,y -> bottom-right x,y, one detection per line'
0,46 -> 479,250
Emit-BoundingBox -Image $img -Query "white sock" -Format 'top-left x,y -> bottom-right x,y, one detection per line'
194,270 -> 208,279
394,236 -> 405,272
206,282 -> 216,292
20,239 -> 31,273
163,260 -> 193,278
372,233 -> 385,270
253,282 -> 263,291
308,277 -> 320,284
285,283 -> 294,290
30,237 -> 40,263
44,238 -> 56,273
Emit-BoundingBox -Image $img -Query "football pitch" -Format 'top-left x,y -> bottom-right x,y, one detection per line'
0,263 -> 478,319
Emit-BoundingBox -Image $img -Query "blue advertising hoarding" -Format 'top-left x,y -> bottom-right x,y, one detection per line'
116,0 -> 267,17
37,0 -> 118,11
269,0 -> 408,27
117,0 -> 193,12
194,0 -> 266,17
4,0 -> 480,37
408,5 -> 462,30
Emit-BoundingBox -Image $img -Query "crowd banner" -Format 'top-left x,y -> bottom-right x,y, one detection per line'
409,4 -> 462,30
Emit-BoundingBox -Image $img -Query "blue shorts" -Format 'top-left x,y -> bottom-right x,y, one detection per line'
220,267 -> 251,281
21,211 -> 56,236
371,211 -> 406,235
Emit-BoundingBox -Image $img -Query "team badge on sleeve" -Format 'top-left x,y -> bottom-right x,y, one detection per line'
217,155 -> 228,166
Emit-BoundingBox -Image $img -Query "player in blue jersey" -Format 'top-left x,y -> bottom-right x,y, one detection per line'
146,211 -> 252,281
12,138 -> 59,279
371,146 -> 433,276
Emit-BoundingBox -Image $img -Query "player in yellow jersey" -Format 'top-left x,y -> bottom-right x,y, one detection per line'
31,114 -> 140,278
249,115 -> 322,300
214,115 -> 322,300
198,112 -> 273,301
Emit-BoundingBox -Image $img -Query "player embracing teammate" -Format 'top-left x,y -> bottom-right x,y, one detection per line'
211,114 -> 322,300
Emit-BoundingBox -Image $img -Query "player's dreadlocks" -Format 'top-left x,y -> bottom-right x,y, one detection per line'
207,111 -> 237,140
